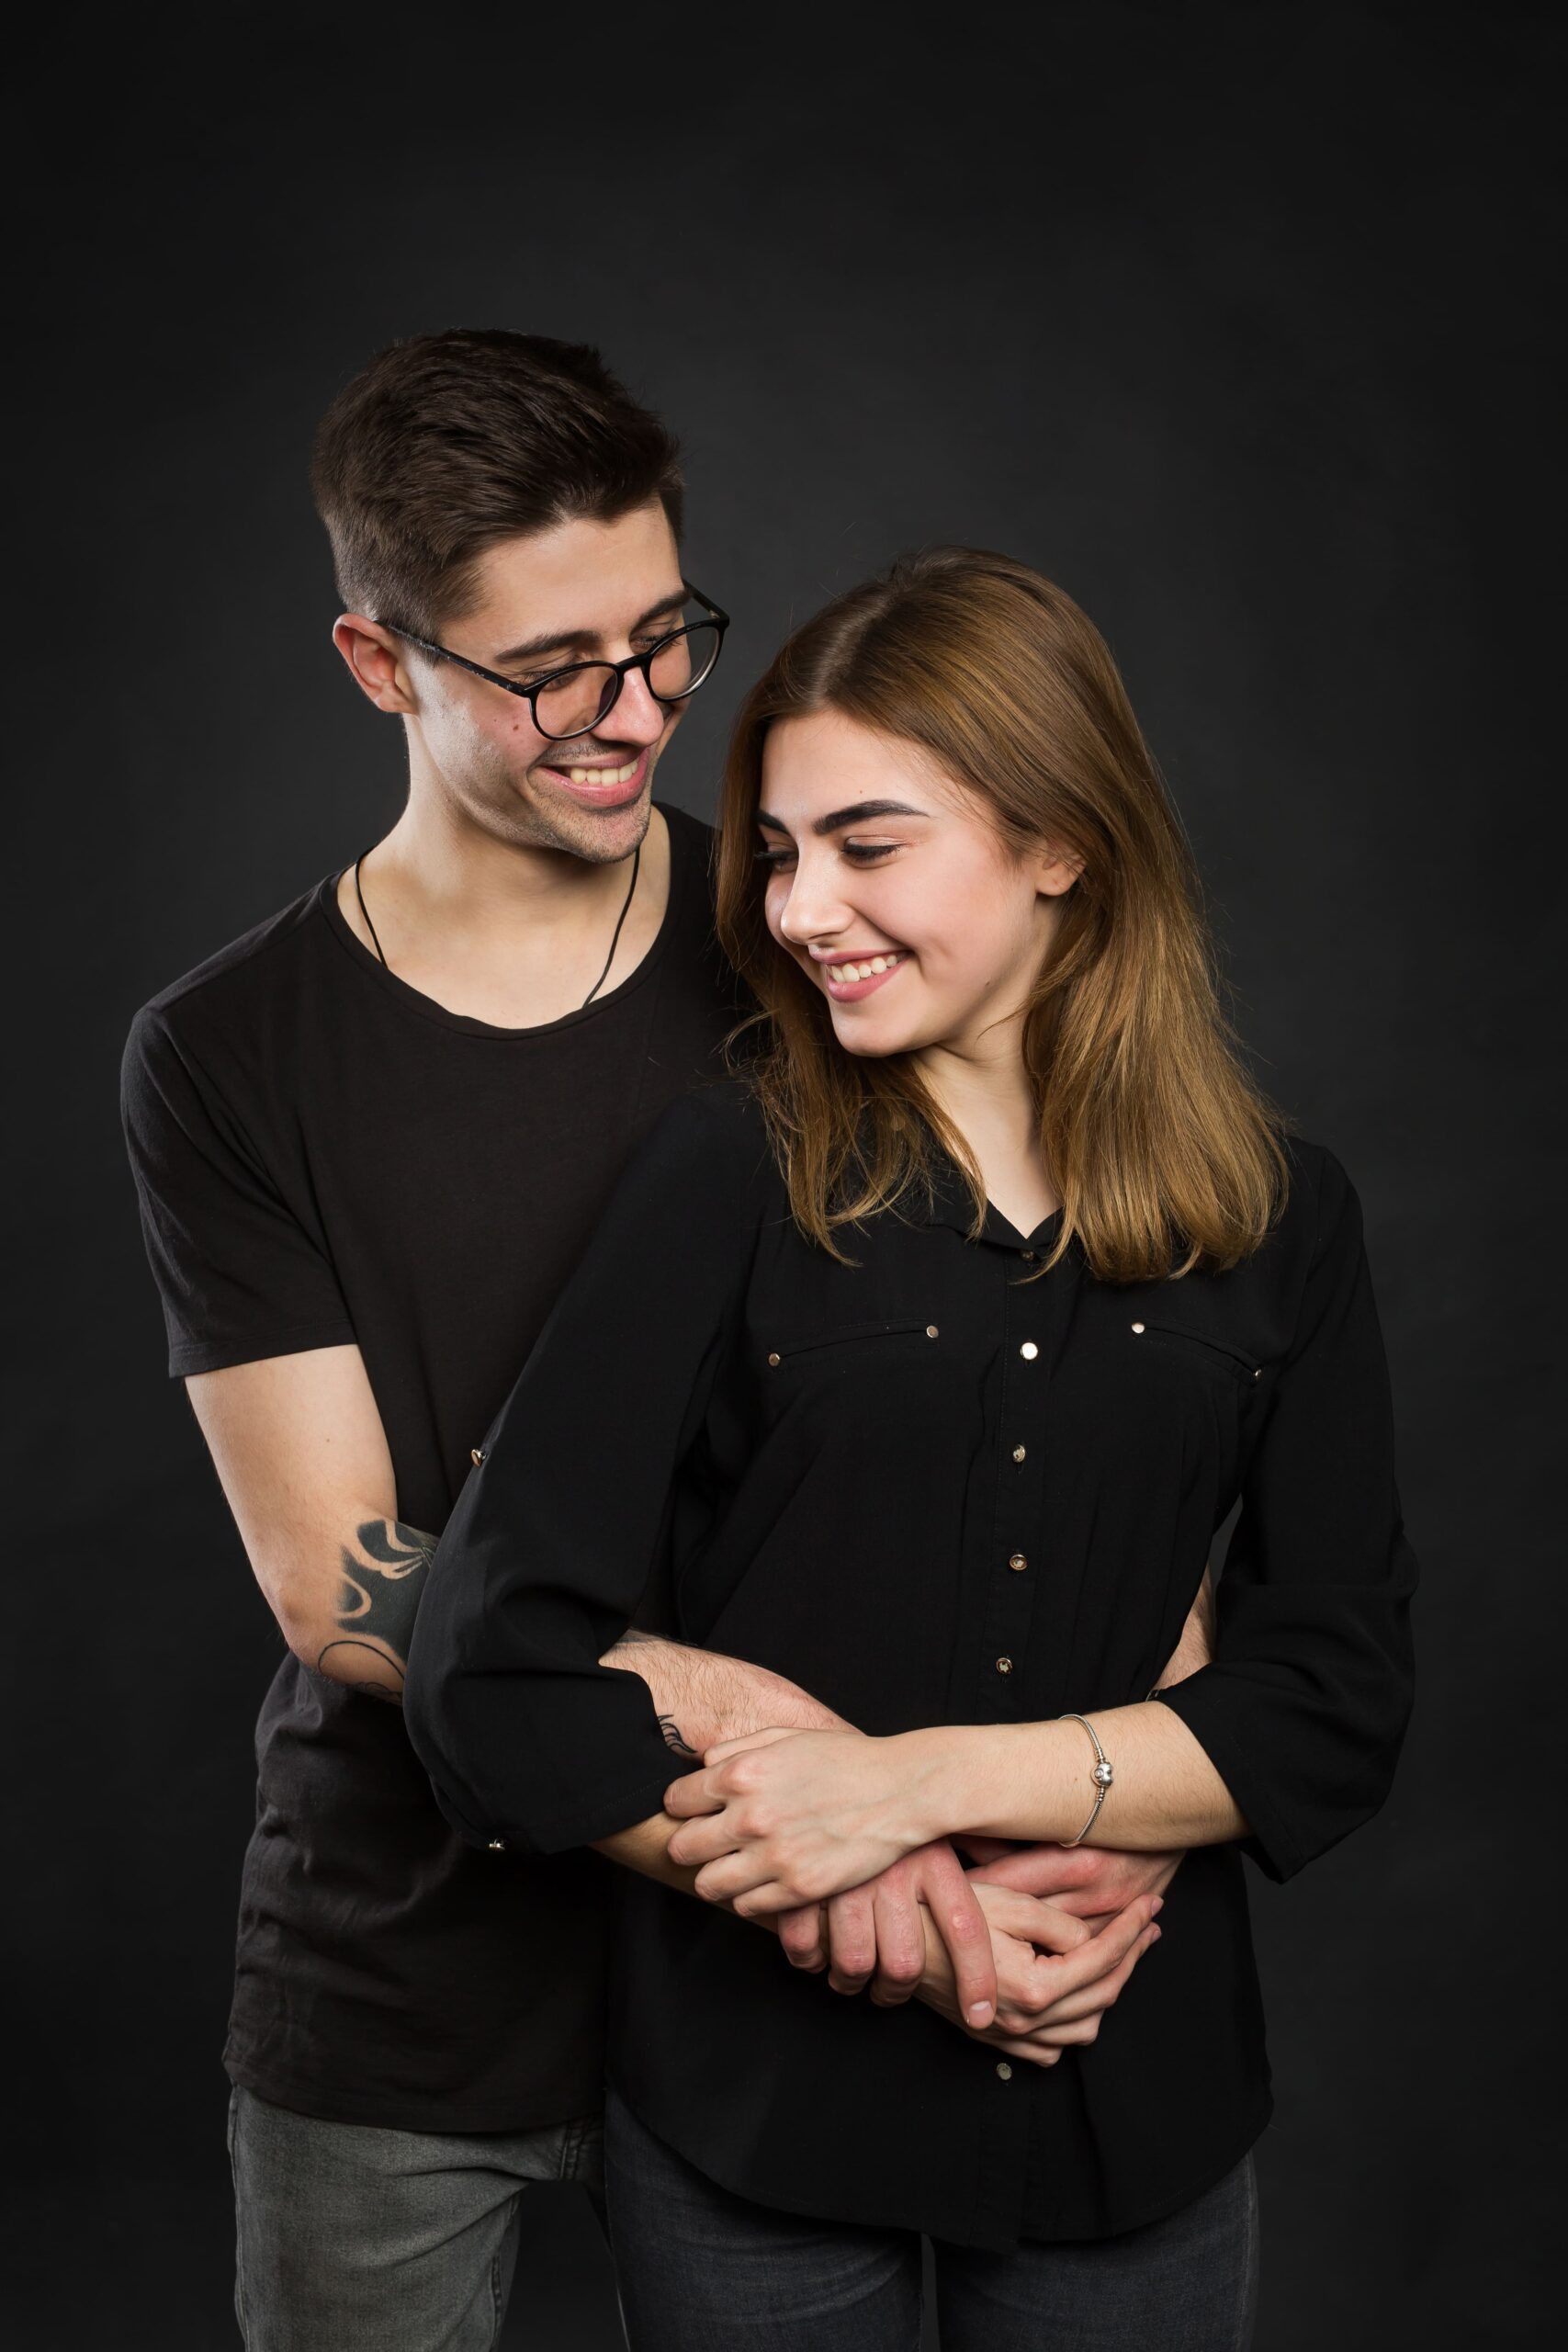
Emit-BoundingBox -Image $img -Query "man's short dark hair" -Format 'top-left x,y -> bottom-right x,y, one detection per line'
310,328 -> 684,635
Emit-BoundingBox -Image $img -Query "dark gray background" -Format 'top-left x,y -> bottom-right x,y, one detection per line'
6,6 -> 1561,2346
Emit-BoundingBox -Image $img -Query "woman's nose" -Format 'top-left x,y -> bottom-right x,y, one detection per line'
776,859 -> 853,946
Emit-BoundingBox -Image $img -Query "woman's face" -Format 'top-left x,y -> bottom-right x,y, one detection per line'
757,708 -> 1078,1064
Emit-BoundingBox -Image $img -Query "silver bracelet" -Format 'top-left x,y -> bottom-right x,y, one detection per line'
1057,1713 -> 1115,1846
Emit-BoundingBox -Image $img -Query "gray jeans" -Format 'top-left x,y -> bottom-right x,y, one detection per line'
227,2084 -> 604,2351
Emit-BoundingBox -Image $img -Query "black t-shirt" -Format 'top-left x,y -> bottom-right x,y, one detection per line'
120,804 -> 735,2132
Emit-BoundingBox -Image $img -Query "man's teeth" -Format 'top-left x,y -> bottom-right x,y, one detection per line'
565,762 -> 639,785
827,952 -> 905,984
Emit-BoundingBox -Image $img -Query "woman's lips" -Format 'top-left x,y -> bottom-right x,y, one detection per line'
819,951 -> 908,1004
539,747 -> 649,808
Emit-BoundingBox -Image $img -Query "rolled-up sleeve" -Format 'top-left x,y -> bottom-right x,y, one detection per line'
1155,1150 -> 1417,1883
404,1089 -> 765,1855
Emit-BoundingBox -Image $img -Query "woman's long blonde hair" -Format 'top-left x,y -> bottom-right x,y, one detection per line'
714,547 -> 1287,1283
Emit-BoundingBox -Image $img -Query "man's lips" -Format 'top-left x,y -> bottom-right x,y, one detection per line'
537,747 -> 650,809
815,949 -> 908,1004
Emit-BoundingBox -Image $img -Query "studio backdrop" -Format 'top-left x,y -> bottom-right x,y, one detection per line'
6,8 -> 1561,2348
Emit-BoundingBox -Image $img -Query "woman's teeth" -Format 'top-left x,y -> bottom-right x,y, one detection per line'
565,762 -> 639,785
827,952 -> 905,984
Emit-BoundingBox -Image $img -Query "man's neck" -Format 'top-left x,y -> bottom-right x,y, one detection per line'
337,801 -> 673,1030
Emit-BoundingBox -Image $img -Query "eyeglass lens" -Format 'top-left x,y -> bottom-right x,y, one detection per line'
535,622 -> 722,740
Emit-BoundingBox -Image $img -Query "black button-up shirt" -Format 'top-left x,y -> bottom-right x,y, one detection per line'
406,1081 -> 1416,2247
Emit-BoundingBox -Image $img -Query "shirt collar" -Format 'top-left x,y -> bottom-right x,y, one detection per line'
919,1149 -> 1065,1254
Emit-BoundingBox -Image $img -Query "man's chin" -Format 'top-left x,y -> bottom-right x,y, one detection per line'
516,771 -> 657,864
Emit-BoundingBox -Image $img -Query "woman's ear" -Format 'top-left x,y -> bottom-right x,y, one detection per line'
1032,842 -> 1084,900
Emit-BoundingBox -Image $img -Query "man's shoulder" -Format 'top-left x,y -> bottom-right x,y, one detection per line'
134,876 -> 336,1041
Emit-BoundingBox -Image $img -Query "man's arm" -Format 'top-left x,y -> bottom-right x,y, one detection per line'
186,1344 -> 431,1701
599,1630 -> 851,1757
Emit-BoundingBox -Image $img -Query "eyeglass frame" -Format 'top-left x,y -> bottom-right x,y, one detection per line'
373,580 -> 730,741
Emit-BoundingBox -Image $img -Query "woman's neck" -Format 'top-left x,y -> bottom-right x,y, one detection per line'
915,1040 -> 1059,1238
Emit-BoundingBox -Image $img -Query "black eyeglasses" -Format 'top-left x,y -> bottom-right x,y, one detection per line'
377,581 -> 729,742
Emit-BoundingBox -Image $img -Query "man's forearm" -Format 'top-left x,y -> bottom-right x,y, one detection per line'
601,1632 -> 850,1755
593,1811 -> 705,1892
312,1518 -> 435,1702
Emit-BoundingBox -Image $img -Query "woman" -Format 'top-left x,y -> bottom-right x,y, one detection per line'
406,548 -> 1416,2348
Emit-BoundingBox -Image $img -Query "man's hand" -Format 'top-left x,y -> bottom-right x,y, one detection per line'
775,1839 -> 998,2027
964,1839 -> 1184,1921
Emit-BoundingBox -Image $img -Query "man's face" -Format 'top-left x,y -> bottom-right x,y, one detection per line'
395,500 -> 690,865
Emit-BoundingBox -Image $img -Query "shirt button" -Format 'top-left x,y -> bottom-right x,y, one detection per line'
925,1324 -> 939,1339
487,1838 -> 506,1852
1021,1250 -> 1037,1263
1020,1341 -> 1038,1361
996,2061 -> 1013,2080
1009,1553 -> 1027,1572
1011,1444 -> 1026,1464
995,1656 -> 1013,1675
470,1447 -> 485,1467
767,1351 -> 781,1368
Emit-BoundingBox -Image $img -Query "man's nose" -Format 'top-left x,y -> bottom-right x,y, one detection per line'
606,663 -> 669,747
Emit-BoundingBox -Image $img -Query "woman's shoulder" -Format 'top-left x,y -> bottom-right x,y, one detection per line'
1268,1132 -> 1371,1279
634,1077 -> 780,1201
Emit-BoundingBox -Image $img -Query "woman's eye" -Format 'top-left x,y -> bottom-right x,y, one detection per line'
755,847 -> 795,872
841,841 -> 897,864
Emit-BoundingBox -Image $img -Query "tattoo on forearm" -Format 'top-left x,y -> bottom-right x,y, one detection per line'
657,1713 -> 701,1758
316,1519 -> 436,1703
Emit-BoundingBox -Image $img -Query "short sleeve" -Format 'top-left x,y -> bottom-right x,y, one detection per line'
121,1002 -> 356,1377
404,1086 -> 769,1856
1154,1150 -> 1418,1883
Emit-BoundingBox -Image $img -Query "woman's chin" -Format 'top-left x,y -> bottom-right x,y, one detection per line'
829,1013 -> 920,1058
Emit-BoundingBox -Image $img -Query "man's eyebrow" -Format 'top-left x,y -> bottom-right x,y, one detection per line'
755,799 -> 930,838
491,588 -> 689,669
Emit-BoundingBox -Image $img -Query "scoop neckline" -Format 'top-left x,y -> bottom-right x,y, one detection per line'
317,805 -> 690,1040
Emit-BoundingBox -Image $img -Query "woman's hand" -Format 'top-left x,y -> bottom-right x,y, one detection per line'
665,1725 -> 937,1913
917,1884 -> 1163,2068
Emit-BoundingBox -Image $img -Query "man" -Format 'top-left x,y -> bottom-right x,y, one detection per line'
123,328 -> 1199,2348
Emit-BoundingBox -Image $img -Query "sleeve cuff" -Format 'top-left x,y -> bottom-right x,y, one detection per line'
485,1760 -> 699,1858
1151,1672 -> 1306,1884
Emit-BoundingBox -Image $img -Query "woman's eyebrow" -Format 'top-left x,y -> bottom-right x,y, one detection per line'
810,799 -> 928,835
755,800 -> 927,838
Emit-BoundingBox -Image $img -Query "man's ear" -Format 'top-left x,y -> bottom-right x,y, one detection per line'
332,616 -> 419,715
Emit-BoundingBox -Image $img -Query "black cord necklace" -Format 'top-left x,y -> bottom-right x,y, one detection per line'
352,844 -> 642,1012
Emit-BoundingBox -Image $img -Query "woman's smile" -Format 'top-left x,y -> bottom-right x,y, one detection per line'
816,947 -> 909,1001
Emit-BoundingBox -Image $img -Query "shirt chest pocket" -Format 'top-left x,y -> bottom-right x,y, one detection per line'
761,1317 -> 944,1377
1127,1318 -> 1262,1390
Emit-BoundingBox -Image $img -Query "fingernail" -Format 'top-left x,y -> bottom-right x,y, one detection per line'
1151,1895 -> 1164,1915
967,2002 -> 995,2028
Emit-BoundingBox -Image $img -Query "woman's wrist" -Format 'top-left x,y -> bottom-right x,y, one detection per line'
898,1720 -> 1083,1848
894,1724 -> 1021,1848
